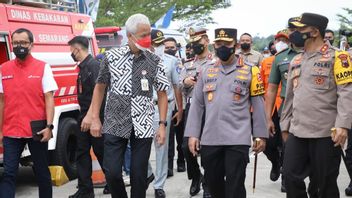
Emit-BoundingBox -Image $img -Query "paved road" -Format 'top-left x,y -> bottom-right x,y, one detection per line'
10,151 -> 351,198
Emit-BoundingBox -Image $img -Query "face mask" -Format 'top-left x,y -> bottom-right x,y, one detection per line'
192,43 -> 205,55
328,39 -> 334,46
240,43 -> 251,50
133,35 -> 151,51
186,52 -> 195,59
13,46 -> 29,60
275,41 -> 288,53
289,31 -> 311,48
165,49 -> 177,56
154,45 -> 165,57
263,53 -> 271,58
215,46 -> 235,62
71,53 -> 78,62
270,49 -> 277,55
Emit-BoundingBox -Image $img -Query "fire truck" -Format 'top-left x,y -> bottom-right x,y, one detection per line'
0,0 -> 99,180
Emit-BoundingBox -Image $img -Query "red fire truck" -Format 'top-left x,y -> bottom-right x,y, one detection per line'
0,1 -> 99,180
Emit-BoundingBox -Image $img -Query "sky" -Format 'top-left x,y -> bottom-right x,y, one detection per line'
170,0 -> 352,40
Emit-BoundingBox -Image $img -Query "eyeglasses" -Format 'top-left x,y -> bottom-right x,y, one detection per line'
11,41 -> 31,47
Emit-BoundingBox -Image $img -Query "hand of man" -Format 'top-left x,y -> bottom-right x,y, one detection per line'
188,137 -> 200,157
184,76 -> 197,87
252,138 -> 266,154
331,127 -> 348,147
172,109 -> 183,126
81,114 -> 92,132
267,119 -> 276,137
156,124 -> 166,145
90,118 -> 102,137
282,131 -> 289,142
37,128 -> 53,142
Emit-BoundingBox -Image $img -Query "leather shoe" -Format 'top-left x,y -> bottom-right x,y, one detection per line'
68,190 -> 94,198
167,169 -> 174,178
190,174 -> 202,196
270,161 -> 280,181
177,164 -> 186,172
346,182 -> 352,196
155,189 -> 166,198
103,184 -> 110,194
146,173 -> 155,190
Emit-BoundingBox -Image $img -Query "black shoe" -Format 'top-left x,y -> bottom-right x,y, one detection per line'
103,184 -> 110,194
346,183 -> 352,196
68,190 -> 94,198
203,184 -> 211,198
155,189 -> 166,198
270,161 -> 280,182
167,169 -> 174,178
177,163 -> 186,172
146,173 -> 155,190
190,174 -> 202,196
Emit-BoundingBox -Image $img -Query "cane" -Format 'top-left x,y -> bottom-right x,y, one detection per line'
253,138 -> 260,193
331,128 -> 352,179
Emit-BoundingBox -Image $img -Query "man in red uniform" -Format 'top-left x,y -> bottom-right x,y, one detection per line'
0,28 -> 58,198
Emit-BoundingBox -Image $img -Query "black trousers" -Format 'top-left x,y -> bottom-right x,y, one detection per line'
168,108 -> 186,170
345,129 -> 352,183
76,128 -> 104,192
283,134 -> 341,198
182,102 -> 201,180
103,132 -> 152,198
263,109 -> 283,166
201,145 -> 249,198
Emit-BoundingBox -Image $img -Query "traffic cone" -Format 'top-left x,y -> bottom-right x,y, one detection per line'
90,148 -> 106,187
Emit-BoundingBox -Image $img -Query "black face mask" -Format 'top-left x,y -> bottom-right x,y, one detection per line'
240,43 -> 251,50
270,49 -> 277,55
192,43 -> 205,55
289,31 -> 311,47
164,49 -> 177,56
71,53 -> 78,62
13,46 -> 29,60
186,51 -> 195,59
328,39 -> 334,46
215,46 -> 235,62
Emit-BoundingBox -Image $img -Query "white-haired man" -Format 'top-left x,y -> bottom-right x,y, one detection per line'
89,13 -> 169,198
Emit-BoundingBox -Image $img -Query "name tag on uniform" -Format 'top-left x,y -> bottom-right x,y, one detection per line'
141,79 -> 149,91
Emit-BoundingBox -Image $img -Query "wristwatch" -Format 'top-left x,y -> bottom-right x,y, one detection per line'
158,120 -> 167,127
46,124 -> 54,130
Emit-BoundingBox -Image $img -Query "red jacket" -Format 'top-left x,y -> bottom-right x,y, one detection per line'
1,54 -> 46,138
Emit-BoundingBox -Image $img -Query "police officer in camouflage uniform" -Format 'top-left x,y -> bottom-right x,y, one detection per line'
180,27 -> 214,197
186,28 -> 268,198
281,13 -> 352,198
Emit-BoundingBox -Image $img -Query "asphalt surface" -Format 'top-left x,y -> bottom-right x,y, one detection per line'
8,150 -> 351,198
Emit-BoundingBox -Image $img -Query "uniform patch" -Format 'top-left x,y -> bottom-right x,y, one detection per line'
237,69 -> 249,74
314,76 -> 325,85
236,75 -> 248,80
207,73 -> 218,78
334,51 -> 352,85
234,94 -> 241,101
2,75 -> 14,80
338,54 -> 350,68
208,92 -> 214,102
250,66 -> 265,96
207,68 -> 219,73
205,84 -> 216,91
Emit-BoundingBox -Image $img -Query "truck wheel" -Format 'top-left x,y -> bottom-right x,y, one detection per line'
55,117 -> 79,180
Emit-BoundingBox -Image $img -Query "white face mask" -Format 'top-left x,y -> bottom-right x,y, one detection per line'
275,41 -> 288,53
154,45 -> 165,57
263,53 -> 271,58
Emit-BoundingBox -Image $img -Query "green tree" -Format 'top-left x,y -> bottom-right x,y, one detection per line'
95,0 -> 231,27
337,8 -> 352,45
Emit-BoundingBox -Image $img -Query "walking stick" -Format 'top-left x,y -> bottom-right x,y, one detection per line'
253,138 -> 260,193
331,128 -> 352,179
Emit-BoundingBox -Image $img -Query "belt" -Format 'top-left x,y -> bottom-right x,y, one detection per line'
154,99 -> 174,105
